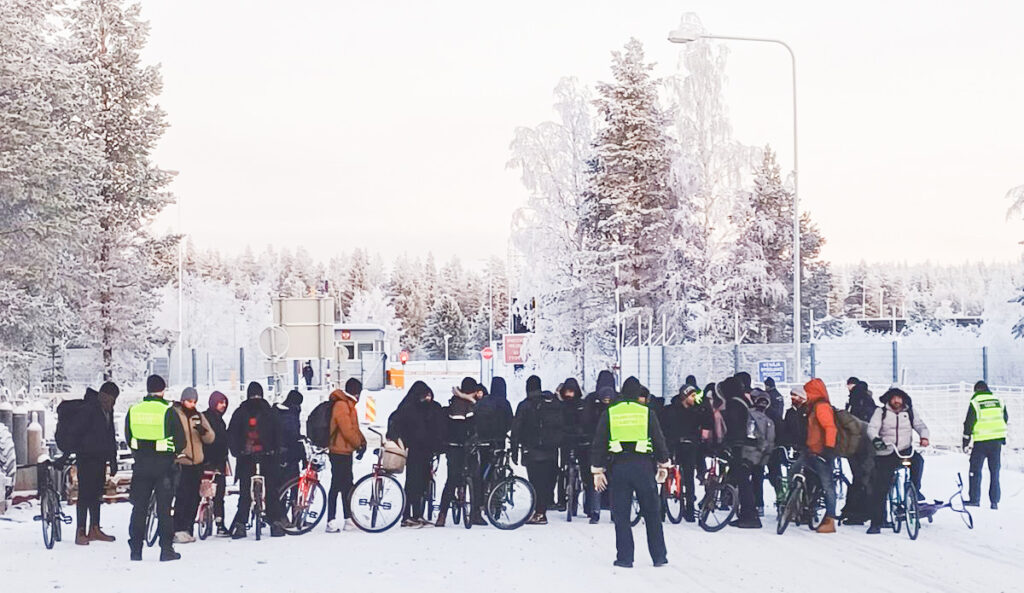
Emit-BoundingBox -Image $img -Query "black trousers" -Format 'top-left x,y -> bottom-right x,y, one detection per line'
232,456 -> 284,527
969,440 -> 1001,504
327,453 -> 354,521
672,443 -> 698,511
729,458 -> 757,521
438,446 -> 466,519
173,465 -> 203,533
76,457 -> 106,531
212,471 -> 226,522
404,449 -> 432,520
869,453 -> 902,526
842,444 -> 875,521
526,458 -> 557,514
610,457 -> 667,565
128,457 -> 175,551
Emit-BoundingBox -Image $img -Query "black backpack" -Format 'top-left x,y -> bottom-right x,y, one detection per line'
55,397 -> 89,454
532,396 -> 564,450
306,400 -> 336,448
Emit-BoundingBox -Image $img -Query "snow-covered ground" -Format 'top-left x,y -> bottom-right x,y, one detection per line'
1,450 -> 1019,593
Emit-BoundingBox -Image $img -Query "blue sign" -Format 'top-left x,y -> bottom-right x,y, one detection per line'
758,360 -> 787,384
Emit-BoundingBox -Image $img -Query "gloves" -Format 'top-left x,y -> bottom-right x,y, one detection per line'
356,445 -> 366,460
872,437 -> 886,452
592,468 -> 608,492
819,446 -> 836,463
510,448 -> 519,465
656,462 -> 671,484
962,437 -> 971,454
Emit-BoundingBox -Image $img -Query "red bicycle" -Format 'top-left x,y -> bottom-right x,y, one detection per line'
277,438 -> 329,535
660,464 -> 684,524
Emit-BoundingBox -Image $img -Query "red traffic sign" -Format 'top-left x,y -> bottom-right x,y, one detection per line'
340,330 -> 351,340
399,350 -> 410,364
481,346 -> 494,360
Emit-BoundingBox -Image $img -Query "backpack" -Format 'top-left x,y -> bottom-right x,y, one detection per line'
740,407 -> 775,466
306,400 -> 336,448
55,398 -> 88,454
707,404 -> 727,445
532,396 -> 565,450
812,401 -> 864,458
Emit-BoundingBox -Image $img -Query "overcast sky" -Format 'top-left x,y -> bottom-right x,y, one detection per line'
141,0 -> 1024,268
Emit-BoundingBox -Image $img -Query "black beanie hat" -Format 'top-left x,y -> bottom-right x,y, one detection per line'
345,378 -> 362,396
719,377 -> 743,400
685,375 -> 697,388
146,374 -> 166,394
284,389 -> 303,407
764,377 -> 775,389
526,375 -> 542,394
99,381 -> 120,398
246,381 -> 264,399
735,372 -> 752,392
974,381 -> 989,393
460,377 -> 479,394
621,376 -> 643,400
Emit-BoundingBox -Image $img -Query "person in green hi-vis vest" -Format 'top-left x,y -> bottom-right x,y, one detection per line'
590,376 -> 671,569
125,375 -> 186,562
962,381 -> 1009,510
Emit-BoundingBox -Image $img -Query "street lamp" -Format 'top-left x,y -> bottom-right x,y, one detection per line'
668,27 -> 802,381
444,333 -> 452,374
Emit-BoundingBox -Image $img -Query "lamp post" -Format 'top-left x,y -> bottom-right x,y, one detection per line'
668,28 -> 801,381
444,333 -> 452,375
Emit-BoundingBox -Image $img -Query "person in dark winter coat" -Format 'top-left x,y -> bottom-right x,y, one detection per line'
581,370 -> 616,522
721,376 -> 760,528
556,378 -> 588,514
71,382 -> 120,545
171,388 -> 215,543
202,391 -> 230,536
475,376 -> 514,444
846,381 -> 877,423
763,377 -> 785,421
436,377 -> 482,527
963,381 -> 1009,509
275,390 -> 306,506
512,375 -> 564,524
659,384 -> 711,521
302,362 -> 315,389
388,381 -> 444,527
226,382 -> 286,538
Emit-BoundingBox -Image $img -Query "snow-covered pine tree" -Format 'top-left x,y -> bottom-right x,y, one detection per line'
421,294 -> 468,360
341,248 -> 371,319
347,287 -> 403,353
66,0 -> 176,381
387,255 -> 429,353
1007,184 -> 1024,339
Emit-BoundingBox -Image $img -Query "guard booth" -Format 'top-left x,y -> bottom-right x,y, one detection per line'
334,324 -> 388,391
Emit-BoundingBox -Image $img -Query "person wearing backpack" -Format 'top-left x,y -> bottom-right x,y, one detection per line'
963,381 -> 1009,510
590,376 -> 671,568
720,376 -> 759,528
387,381 -> 442,527
66,382 -> 120,545
799,378 -> 839,533
202,391 -> 231,536
435,377 -> 480,527
275,390 -> 306,499
846,381 -> 876,423
747,389 -> 778,518
512,375 -> 563,525
865,388 -> 930,534
171,387 -> 216,543
659,383 -> 711,522
125,375 -> 186,561
582,371 -> 616,523
227,381 -> 287,539
325,378 -> 367,532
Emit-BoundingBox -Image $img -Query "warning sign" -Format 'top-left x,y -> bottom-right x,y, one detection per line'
503,334 -> 527,364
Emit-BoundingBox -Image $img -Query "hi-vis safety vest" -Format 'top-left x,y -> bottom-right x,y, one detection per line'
971,392 -> 1008,442
128,399 -> 174,452
608,401 -> 652,454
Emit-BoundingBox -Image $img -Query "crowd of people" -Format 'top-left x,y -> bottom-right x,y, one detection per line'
56,369 -> 1009,564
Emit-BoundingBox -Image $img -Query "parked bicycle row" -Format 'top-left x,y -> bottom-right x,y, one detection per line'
42,371 -> 1007,565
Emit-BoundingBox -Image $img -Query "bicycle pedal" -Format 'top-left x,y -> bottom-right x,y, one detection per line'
62,516 -> 73,525
33,515 -> 42,522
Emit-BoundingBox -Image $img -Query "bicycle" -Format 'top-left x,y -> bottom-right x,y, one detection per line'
472,444 -> 535,530
349,427 -> 406,533
195,470 -> 221,540
885,446 -> 920,540
425,455 -> 439,522
833,457 -> 851,501
777,454 -> 827,535
35,454 -> 74,549
698,454 -> 738,532
278,438 -> 329,535
660,464 -> 684,524
919,473 -> 973,530
557,446 -> 587,522
244,453 -> 271,541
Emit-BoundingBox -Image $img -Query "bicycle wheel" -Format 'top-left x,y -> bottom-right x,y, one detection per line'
628,493 -> 642,526
806,484 -> 826,531
278,477 -> 327,535
566,467 -> 580,522
663,474 -> 683,525
960,508 -> 974,530
349,474 -> 405,533
486,476 -> 535,530
462,476 -> 474,530
888,479 -> 903,534
699,482 -> 738,533
905,483 -> 920,541
777,481 -> 803,535
253,481 -> 264,541
426,477 -> 436,522
451,486 -> 463,526
196,504 -> 212,540
40,488 -> 57,549
145,496 -> 159,547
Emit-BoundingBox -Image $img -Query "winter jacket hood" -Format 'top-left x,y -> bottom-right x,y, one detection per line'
596,370 -> 615,392
560,378 -> 582,401
804,379 -> 837,453
329,389 -> 365,454
489,376 -> 508,400
202,406 -> 229,470
274,401 -> 305,464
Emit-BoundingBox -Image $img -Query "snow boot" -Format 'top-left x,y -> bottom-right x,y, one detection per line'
270,521 -> 286,537
866,523 -> 882,534
588,513 -> 600,525
159,547 -> 181,562
816,516 -> 836,533
990,502 -> 998,510
88,526 -> 116,542
653,558 -> 669,568
230,522 -> 247,540
130,548 -> 143,562
433,511 -> 447,528
733,517 -> 762,529
965,500 -> 980,507
75,528 -> 90,546
613,560 -> 633,568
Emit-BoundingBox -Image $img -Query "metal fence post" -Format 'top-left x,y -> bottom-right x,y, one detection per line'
982,346 -> 989,383
661,346 -> 668,399
239,347 -> 245,391
191,348 -> 197,388
891,341 -> 898,385
733,344 -> 740,375
810,343 -> 817,378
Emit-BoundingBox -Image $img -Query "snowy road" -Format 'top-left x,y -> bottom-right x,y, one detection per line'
1,452 -> 1020,593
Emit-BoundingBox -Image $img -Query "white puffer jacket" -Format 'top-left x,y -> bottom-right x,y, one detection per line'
867,403 -> 930,456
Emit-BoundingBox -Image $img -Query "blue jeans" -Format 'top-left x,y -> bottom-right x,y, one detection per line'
791,452 -> 837,518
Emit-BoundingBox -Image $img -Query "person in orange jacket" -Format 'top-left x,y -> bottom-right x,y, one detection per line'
325,378 -> 367,532
793,378 -> 838,533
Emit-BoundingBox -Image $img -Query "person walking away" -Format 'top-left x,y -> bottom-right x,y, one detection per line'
865,388 -> 930,533
435,377 -> 478,527
302,362 -> 315,390
512,376 -> 564,524
388,381 -> 442,527
963,381 -> 1008,509
797,379 -> 839,533
582,371 -> 616,523
69,382 -> 120,544
126,375 -> 186,561
748,389 -> 778,518
171,388 -> 215,543
591,376 -> 670,568
275,390 -> 306,504
324,378 -> 366,532
202,391 -> 231,536
659,384 -> 710,522
227,382 -> 287,538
